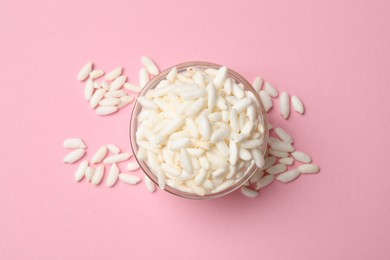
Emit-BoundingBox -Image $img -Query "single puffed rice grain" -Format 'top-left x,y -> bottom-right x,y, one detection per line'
266,163 -> 287,175
249,170 -> 265,183
119,173 -> 141,185
105,67 -> 123,81
291,151 -> 312,163
91,145 -> 108,164
241,186 -> 259,198
276,169 -> 301,183
92,165 -> 105,185
298,164 -> 320,174
279,157 -> 294,165
84,79 -> 94,100
255,174 -> 275,190
264,82 -> 278,97
252,77 -> 263,92
124,83 -> 142,93
145,175 -> 156,192
89,69 -> 104,79
99,98 -> 121,106
275,127 -> 293,143
85,166 -> 95,182
139,67 -> 149,87
63,148 -> 86,163
141,56 -> 159,75
110,75 -> 127,91
259,90 -> 273,112
270,141 -> 295,152
90,89 -> 106,108
280,91 -> 290,119
106,163 -> 119,187
105,90 -> 127,98
103,153 -> 132,164
291,95 -> 304,114
95,106 -> 118,116
77,62 -> 93,81
107,144 -> 120,154
127,162 -> 140,171
118,95 -> 134,109
74,160 -> 88,182
63,138 -> 86,149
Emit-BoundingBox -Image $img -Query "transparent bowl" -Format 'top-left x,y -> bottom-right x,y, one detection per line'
130,61 -> 269,200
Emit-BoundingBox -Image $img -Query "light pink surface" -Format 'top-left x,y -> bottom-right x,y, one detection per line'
1,0 -> 390,259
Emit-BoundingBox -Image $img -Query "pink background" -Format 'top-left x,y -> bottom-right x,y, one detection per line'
1,0 -> 390,259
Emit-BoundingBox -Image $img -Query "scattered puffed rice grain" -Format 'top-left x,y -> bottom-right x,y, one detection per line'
118,95 -> 134,109
119,173 -> 141,185
298,164 -> 320,174
101,81 -> 110,91
106,163 -> 119,187
91,145 -> 108,164
291,151 -> 312,163
139,67 -> 149,88
260,156 -> 277,170
268,149 -> 289,158
250,170 -> 265,183
252,77 -> 263,92
99,98 -> 121,106
145,175 -> 156,192
266,163 -> 287,175
127,162 -> 140,171
84,79 -> 94,100
89,70 -> 104,79
77,62 -> 93,81
124,83 -> 142,93
259,90 -> 273,112
103,153 -> 132,164
63,148 -> 85,164
275,128 -> 293,144
107,144 -> 120,154
255,174 -> 275,190
264,82 -> 278,97
110,75 -> 127,91
90,89 -> 106,108
292,95 -> 304,114
95,106 -> 118,116
270,141 -> 295,152
252,148 -> 265,168
280,91 -> 290,119
74,160 -> 88,182
85,166 -> 94,182
105,67 -> 123,81
276,169 -> 301,183
92,165 -> 105,185
141,56 -> 159,75
105,90 -> 127,98
63,138 -> 86,149
279,157 -> 294,165
241,186 -> 259,198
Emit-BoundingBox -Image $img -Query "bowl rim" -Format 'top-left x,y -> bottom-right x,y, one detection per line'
130,61 -> 269,200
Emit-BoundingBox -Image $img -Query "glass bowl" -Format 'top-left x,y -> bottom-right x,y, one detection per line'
130,61 -> 269,200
